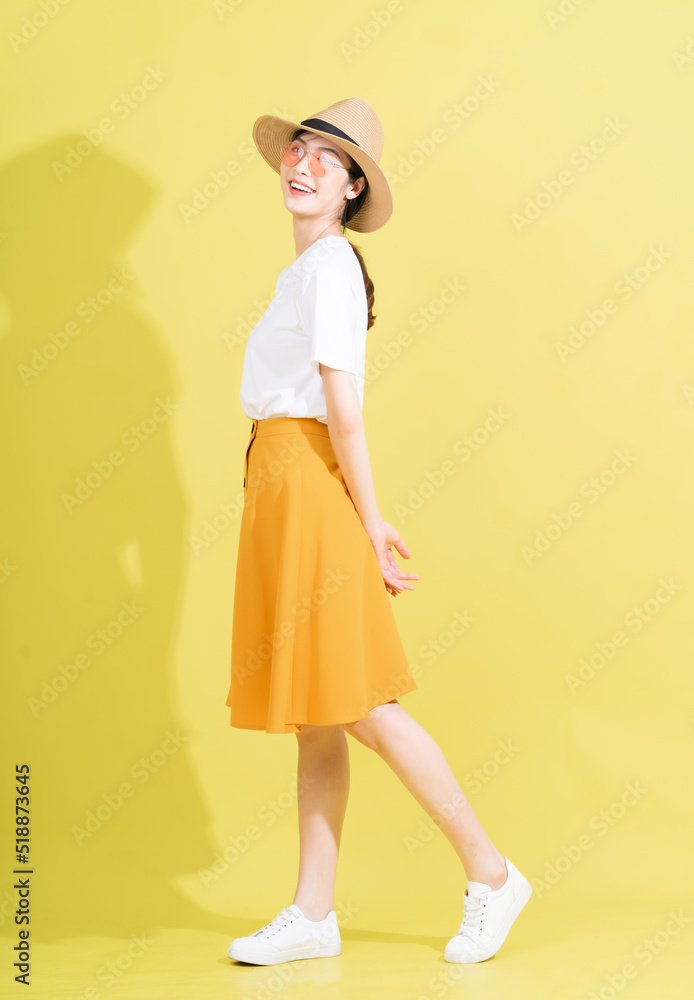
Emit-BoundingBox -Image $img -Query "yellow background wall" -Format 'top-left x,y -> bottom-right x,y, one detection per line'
2,1 -> 693,997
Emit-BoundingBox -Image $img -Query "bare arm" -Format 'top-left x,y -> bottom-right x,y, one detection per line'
319,363 -> 420,597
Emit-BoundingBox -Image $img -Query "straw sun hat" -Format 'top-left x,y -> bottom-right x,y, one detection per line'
251,97 -> 393,233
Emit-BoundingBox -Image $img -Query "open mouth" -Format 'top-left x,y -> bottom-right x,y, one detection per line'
289,179 -> 315,195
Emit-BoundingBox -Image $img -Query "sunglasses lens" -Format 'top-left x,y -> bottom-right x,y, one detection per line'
280,143 -> 327,177
280,143 -> 300,165
310,154 -> 326,177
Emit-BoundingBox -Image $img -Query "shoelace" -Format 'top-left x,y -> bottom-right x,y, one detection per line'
253,907 -> 297,939
457,893 -> 488,937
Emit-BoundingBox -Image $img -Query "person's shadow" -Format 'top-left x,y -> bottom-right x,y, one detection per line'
0,136 -> 226,941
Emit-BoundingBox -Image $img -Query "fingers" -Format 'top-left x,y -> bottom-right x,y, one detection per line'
382,570 -> 401,596
374,529 -> 419,596
380,557 -> 420,594
387,538 -> 415,572
384,575 -> 415,594
384,554 -> 420,584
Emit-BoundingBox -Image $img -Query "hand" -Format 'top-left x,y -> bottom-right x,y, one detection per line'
365,519 -> 420,597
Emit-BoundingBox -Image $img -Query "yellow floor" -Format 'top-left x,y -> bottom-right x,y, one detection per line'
4,893 -> 691,999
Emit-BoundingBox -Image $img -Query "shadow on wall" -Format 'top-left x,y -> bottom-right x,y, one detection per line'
0,136 -> 222,940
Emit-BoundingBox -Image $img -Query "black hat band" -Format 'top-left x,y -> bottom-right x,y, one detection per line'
299,117 -> 361,149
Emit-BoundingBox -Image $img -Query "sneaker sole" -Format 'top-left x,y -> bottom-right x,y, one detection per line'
228,941 -> 341,965
444,877 -> 533,964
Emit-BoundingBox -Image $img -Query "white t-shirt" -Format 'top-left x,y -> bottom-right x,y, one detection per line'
239,235 -> 368,425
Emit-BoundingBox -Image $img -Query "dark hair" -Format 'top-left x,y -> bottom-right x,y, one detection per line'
291,129 -> 376,330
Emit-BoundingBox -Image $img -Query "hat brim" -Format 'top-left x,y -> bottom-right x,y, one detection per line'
252,114 -> 393,234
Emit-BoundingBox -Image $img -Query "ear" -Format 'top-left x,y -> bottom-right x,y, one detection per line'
348,176 -> 366,200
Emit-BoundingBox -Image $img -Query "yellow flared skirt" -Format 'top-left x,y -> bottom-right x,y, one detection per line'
226,416 -> 418,734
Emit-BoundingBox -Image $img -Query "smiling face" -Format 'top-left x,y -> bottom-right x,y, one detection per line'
280,131 -> 366,225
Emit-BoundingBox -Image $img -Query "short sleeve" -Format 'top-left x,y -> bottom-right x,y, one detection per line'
299,260 -> 362,375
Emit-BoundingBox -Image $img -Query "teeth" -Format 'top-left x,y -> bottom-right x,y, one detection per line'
290,181 -> 314,193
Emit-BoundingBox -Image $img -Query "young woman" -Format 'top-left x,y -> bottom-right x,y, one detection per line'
226,98 -> 532,967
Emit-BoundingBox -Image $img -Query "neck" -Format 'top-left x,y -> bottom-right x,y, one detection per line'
293,222 -> 345,259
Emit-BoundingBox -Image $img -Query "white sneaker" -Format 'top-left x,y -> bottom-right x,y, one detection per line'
444,857 -> 532,963
227,903 -> 341,965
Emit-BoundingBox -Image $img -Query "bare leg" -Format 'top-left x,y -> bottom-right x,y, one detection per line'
342,701 -> 507,889
291,724 -> 350,921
